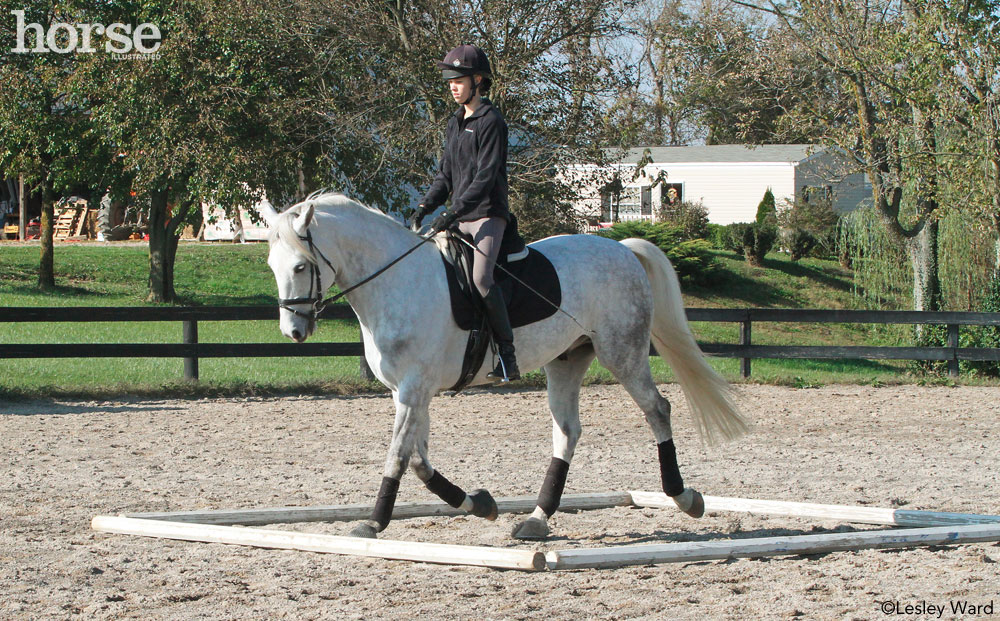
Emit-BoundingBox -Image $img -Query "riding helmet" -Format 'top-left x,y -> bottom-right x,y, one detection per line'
437,44 -> 492,80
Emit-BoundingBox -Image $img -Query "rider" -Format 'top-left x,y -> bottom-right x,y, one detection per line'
410,44 -> 520,382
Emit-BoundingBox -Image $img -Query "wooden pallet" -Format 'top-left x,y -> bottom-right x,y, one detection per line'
53,208 -> 78,239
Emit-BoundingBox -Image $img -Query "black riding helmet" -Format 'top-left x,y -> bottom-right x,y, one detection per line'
437,44 -> 492,104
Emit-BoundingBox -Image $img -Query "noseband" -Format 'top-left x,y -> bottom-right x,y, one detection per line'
278,230 -> 338,325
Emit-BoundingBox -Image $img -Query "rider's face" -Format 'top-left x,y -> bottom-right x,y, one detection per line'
448,76 -> 477,103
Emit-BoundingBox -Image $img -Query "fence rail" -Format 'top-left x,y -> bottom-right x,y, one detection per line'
2,305 -> 999,380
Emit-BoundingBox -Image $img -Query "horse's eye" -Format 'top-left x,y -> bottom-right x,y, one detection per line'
294,263 -> 307,273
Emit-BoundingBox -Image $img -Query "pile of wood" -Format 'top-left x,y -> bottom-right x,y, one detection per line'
54,198 -> 95,240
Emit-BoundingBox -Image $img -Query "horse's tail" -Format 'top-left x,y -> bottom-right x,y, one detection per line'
621,238 -> 750,447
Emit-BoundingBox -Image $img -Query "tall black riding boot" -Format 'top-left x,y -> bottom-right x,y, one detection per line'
482,285 -> 520,382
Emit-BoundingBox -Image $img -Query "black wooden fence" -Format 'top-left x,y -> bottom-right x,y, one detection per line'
1,306 -> 999,380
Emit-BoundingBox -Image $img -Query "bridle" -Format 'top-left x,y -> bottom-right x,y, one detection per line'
278,227 -> 435,326
277,229 -> 339,327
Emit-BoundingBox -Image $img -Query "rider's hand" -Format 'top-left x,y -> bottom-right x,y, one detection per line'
430,210 -> 459,233
409,205 -> 431,231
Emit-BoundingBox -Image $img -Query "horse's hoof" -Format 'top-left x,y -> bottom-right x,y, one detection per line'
348,521 -> 378,539
674,488 -> 705,519
468,488 -> 498,521
511,517 -> 549,540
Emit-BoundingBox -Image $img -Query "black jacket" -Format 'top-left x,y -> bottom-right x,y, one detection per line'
421,99 -> 510,222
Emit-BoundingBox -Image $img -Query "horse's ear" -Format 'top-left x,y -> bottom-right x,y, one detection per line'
257,199 -> 279,226
293,202 -> 315,235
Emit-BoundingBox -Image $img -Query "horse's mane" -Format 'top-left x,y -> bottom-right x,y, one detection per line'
269,191 -> 407,264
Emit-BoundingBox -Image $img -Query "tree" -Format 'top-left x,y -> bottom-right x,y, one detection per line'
79,0 -> 324,302
0,1 -> 113,289
292,0 -> 631,237
921,0 -> 1000,274
733,0 -> 951,312
755,188 -> 776,225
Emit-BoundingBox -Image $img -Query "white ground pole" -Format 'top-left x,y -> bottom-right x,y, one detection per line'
629,491 -> 1000,527
91,491 -> 1000,572
124,492 -> 633,526
543,523 -> 1000,570
92,516 -> 546,571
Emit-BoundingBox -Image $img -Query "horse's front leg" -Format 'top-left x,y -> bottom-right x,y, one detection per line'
348,383 -> 497,539
347,384 -> 430,539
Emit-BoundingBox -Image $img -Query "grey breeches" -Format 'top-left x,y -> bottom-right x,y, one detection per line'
456,216 -> 506,297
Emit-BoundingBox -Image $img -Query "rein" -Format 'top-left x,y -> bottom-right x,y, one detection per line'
278,229 -> 434,322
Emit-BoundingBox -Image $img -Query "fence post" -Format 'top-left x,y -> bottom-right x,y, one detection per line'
18,174 -> 26,241
740,317 -> 752,379
947,323 -> 959,378
183,320 -> 199,381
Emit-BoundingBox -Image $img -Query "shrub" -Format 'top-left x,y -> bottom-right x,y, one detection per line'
729,222 -> 778,266
708,223 -> 743,253
778,196 -> 840,261
596,221 -> 720,285
656,200 -> 709,240
756,188 -> 777,226
961,272 -> 1000,377
783,228 -> 818,261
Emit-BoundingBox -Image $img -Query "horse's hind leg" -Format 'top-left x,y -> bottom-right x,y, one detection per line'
511,345 -> 595,540
595,336 -> 705,519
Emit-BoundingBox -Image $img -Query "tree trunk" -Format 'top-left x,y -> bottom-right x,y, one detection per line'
147,187 -> 195,303
906,218 -> 941,313
147,188 -> 175,303
38,179 -> 55,290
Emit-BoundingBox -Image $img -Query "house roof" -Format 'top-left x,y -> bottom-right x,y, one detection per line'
612,144 -> 821,165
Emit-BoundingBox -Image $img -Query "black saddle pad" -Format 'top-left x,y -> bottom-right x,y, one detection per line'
441,242 -> 562,332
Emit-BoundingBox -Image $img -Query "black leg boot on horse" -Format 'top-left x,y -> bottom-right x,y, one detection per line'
482,285 -> 520,382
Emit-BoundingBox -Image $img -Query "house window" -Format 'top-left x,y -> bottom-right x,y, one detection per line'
661,183 -> 684,207
617,187 -> 643,220
802,185 -> 833,203
600,182 -> 652,222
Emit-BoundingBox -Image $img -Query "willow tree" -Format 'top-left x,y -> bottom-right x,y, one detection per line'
922,0 -> 1000,275
732,0 -> 954,311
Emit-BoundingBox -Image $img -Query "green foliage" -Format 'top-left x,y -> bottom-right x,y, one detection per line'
961,272 -> 1000,377
596,221 -> 720,285
755,188 -> 777,226
784,229 -> 818,262
838,206 -> 910,310
779,196 -> 841,261
729,222 -> 778,266
706,223 -> 732,250
597,220 -> 684,247
656,200 -> 709,240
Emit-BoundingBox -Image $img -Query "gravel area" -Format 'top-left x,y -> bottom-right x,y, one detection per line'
2,384 -> 998,619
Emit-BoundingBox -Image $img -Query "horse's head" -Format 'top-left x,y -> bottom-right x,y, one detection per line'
265,200 -> 328,343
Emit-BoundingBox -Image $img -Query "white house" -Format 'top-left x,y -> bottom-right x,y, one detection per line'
565,144 -> 871,227
201,199 -> 272,241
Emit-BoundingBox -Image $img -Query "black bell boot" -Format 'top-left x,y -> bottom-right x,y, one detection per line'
481,285 -> 520,382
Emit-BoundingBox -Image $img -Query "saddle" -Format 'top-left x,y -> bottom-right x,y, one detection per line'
439,224 -> 562,393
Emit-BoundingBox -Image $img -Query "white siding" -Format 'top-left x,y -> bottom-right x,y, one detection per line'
563,146 -> 870,229
646,162 -> 797,224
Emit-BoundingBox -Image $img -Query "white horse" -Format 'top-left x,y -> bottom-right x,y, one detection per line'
264,192 -> 749,540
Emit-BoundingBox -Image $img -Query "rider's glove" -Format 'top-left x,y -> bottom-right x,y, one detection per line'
409,204 -> 433,230
430,210 -> 459,233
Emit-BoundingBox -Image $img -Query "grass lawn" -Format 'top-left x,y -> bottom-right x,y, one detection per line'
0,241 -> 984,398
